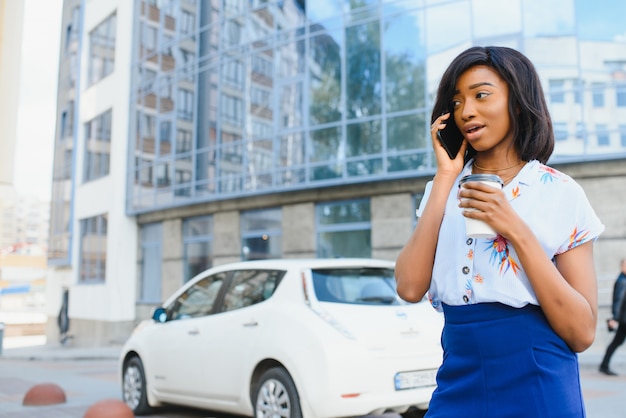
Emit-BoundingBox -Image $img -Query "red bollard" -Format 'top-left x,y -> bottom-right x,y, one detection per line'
83,399 -> 134,418
22,382 -> 67,406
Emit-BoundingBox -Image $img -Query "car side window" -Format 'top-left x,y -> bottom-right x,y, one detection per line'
166,272 -> 228,320
220,269 -> 285,313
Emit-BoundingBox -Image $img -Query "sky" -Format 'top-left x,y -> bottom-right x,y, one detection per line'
14,0 -> 63,201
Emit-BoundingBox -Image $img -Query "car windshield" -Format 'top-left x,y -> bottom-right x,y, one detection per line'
311,267 -> 405,305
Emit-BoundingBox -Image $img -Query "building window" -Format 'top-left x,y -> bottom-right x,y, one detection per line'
155,163 -> 171,187
251,86 -> 272,108
60,111 -> 69,140
576,122 -> 585,141
596,124 -> 610,146
88,13 -> 116,85
252,54 -> 273,78
572,79 -> 582,104
176,128 -> 193,153
142,24 -> 158,52
65,6 -> 80,52
221,94 -> 243,125
620,125 -> 626,147
183,216 -> 214,282
177,89 -> 194,120
222,59 -> 244,89
316,199 -> 371,258
140,113 -> 156,139
159,120 -> 172,151
180,10 -> 196,36
79,214 -> 107,283
225,19 -> 242,47
251,120 -> 273,140
553,122 -> 568,142
60,103 -> 74,139
241,208 -> 282,260
549,79 -> 565,104
140,223 -> 162,303
84,109 -> 112,182
592,83 -> 605,108
617,84 -> 626,107
224,0 -> 245,14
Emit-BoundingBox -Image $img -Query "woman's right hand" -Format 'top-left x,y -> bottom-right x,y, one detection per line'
430,112 -> 467,177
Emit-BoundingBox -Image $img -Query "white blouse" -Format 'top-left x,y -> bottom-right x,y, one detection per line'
417,160 -> 605,312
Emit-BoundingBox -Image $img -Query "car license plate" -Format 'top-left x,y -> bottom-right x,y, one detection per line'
394,369 -> 437,390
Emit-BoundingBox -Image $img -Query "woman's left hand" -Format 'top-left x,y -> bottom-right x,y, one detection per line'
457,180 -> 520,238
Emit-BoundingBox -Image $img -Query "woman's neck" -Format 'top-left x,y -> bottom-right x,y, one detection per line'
472,157 -> 526,185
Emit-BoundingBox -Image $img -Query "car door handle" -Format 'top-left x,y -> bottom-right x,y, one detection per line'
188,328 -> 200,335
243,321 -> 258,327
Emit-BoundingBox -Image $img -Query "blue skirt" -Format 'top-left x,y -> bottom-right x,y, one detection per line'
425,303 -> 585,418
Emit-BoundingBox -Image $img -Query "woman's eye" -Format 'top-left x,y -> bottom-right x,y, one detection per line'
451,100 -> 461,108
476,92 -> 491,99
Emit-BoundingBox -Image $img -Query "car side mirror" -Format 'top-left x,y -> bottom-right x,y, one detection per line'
152,307 -> 167,323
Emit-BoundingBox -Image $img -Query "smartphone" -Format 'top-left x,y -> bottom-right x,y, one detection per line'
436,117 -> 464,159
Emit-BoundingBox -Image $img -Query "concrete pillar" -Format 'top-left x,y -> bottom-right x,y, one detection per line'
282,203 -> 316,258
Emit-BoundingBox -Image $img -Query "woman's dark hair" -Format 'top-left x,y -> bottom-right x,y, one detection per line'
432,46 -> 554,163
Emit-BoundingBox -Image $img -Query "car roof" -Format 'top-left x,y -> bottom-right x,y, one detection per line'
201,258 -> 395,275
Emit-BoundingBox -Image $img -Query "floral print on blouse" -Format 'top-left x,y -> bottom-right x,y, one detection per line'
418,160 -> 605,312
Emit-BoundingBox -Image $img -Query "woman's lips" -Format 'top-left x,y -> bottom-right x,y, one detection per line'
464,124 -> 484,141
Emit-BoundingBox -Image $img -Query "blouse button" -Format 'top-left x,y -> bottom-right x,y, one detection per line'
462,266 -> 470,275
466,238 -> 473,245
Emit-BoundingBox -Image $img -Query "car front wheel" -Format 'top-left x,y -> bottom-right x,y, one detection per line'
254,367 -> 303,418
122,356 -> 152,415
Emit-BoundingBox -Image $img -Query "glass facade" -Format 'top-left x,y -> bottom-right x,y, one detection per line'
128,0 -> 626,214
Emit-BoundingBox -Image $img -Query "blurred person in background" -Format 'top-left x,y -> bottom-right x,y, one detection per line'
599,258 -> 626,376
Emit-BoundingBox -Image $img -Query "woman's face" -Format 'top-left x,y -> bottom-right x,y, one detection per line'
451,65 -> 514,155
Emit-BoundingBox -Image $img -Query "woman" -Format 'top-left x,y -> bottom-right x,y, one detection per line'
395,46 -> 604,417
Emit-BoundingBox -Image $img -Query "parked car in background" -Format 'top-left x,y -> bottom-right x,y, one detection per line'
120,258 -> 443,418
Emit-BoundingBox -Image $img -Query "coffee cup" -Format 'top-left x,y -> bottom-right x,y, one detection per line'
458,174 -> 504,239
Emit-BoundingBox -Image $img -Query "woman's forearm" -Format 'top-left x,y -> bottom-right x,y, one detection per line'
508,224 -> 597,352
395,174 -> 456,302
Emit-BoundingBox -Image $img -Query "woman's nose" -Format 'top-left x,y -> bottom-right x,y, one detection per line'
460,100 -> 476,121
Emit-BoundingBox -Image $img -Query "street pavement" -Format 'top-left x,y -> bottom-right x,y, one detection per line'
0,335 -> 625,417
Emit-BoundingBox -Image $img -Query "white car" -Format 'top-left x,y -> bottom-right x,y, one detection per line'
120,258 -> 443,418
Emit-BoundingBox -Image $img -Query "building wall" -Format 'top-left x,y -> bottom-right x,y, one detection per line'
283,203 -> 316,258
161,218 -> 182,301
